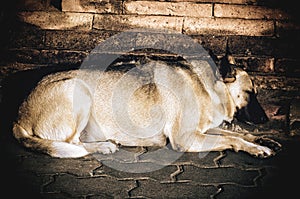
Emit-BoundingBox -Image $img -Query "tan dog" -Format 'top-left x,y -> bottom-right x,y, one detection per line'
12,54 -> 281,158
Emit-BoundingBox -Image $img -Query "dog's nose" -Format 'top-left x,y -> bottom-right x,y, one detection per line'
260,115 -> 269,123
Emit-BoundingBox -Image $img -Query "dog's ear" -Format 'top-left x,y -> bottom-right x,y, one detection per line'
219,41 -> 236,83
208,49 -> 220,65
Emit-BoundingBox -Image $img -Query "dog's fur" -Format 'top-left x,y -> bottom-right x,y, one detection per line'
12,53 -> 281,158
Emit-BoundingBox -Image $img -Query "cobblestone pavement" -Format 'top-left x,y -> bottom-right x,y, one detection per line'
1,121 -> 299,198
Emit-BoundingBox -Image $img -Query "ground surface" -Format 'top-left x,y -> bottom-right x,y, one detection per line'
1,128 -> 300,199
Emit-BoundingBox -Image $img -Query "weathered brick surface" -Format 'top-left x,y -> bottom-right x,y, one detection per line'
183,17 -> 274,36
18,11 -> 93,30
275,58 -> 300,76
45,30 -> 115,50
93,14 -> 183,32
62,0 -> 123,14
214,4 -> 290,20
124,1 -> 212,17
276,20 -> 300,37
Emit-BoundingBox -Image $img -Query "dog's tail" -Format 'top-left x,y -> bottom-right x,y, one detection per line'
12,123 -> 89,158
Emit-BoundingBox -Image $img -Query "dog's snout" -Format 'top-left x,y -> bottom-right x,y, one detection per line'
259,115 -> 268,123
236,92 -> 269,124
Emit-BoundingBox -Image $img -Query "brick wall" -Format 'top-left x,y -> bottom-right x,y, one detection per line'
0,0 -> 299,127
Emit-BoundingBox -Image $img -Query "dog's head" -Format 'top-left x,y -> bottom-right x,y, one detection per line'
217,53 -> 269,125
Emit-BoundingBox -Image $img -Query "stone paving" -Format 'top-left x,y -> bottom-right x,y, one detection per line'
1,118 -> 299,198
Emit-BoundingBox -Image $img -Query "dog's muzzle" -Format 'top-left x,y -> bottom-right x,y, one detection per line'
236,92 -> 269,124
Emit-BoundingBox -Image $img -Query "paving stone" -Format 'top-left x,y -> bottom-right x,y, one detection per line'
177,165 -> 259,186
215,184 -> 261,199
7,171 -> 52,198
18,154 -> 101,177
43,173 -> 135,198
218,150 -> 278,168
130,180 -> 218,198
172,151 -> 222,167
93,161 -> 178,182
93,146 -> 148,163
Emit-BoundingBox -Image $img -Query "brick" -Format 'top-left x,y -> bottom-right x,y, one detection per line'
39,49 -> 87,66
227,36 -> 275,56
173,151 -> 221,167
251,75 -> 300,91
19,154 -> 101,177
272,38 -> 300,59
177,165 -> 258,185
214,4 -> 290,20
45,30 -> 115,50
218,184 -> 262,198
17,11 -> 93,30
16,0 -> 56,11
94,163 -> 178,181
289,99 -> 300,136
228,35 -> 299,59
275,20 -> 300,38
62,0 -> 122,14
124,1 -> 212,17
275,58 -> 300,76
44,173 -> 135,198
184,17 -> 274,36
234,56 -> 275,73
5,49 -> 87,66
130,180 -> 217,198
93,14 -> 183,32
152,0 -> 255,3
7,25 -> 45,49
192,35 -> 227,54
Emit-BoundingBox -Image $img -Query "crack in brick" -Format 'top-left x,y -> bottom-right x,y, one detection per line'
40,174 -> 56,194
127,180 -> 139,198
253,168 -> 266,187
159,165 -> 191,183
213,151 -> 227,167
210,185 -> 223,199
91,165 -> 106,177
170,165 -> 183,182
41,174 -> 61,194
134,146 -> 148,162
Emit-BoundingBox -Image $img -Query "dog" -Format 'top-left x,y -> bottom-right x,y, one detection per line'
12,51 -> 281,158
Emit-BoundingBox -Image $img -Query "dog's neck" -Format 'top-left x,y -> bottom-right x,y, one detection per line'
214,80 -> 236,123
224,88 -> 236,122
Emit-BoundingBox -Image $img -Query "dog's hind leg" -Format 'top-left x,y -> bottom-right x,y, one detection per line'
13,123 -> 90,158
12,77 -> 106,158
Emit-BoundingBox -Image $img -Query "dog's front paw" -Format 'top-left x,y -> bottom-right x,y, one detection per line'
253,145 -> 276,158
255,137 -> 282,153
98,142 -> 119,154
